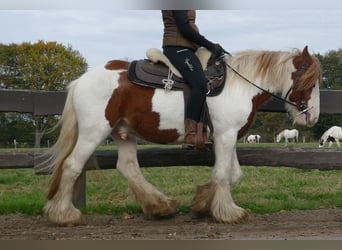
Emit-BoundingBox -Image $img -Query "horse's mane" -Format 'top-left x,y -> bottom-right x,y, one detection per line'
226,49 -> 321,90
296,55 -> 322,91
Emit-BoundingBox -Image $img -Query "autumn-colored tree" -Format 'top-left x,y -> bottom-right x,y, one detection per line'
0,40 -> 88,147
0,40 -> 87,90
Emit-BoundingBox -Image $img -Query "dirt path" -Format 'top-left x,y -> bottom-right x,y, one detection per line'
0,208 -> 341,240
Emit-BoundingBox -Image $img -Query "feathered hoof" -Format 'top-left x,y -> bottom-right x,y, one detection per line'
191,183 -> 215,218
143,199 -> 180,219
44,201 -> 86,227
212,206 -> 249,224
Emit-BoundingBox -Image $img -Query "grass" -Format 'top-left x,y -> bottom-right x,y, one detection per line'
0,164 -> 341,216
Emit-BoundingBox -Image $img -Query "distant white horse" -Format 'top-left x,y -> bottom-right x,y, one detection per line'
319,126 -> 342,148
276,129 -> 299,146
247,134 -> 261,143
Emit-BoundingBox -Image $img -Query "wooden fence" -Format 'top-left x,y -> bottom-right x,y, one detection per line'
1,89 -> 342,207
1,88 -> 342,115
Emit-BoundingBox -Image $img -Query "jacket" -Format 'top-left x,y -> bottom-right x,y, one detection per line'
162,10 -> 214,51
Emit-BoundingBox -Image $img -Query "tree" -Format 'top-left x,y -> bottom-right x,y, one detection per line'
316,49 -> 342,90
0,40 -> 88,147
0,40 -> 87,90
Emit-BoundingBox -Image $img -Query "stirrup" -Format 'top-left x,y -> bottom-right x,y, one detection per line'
182,143 -> 195,150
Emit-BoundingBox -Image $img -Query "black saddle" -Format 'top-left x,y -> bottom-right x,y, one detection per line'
127,58 -> 227,97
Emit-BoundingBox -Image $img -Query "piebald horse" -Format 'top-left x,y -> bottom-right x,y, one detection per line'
43,46 -> 321,226
319,126 -> 342,148
247,134 -> 261,143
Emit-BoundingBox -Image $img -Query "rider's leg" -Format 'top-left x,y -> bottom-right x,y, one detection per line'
163,46 -> 208,150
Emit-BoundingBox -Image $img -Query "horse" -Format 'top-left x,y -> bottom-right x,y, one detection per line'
247,134 -> 261,143
319,126 -> 342,148
276,129 -> 299,145
42,46 -> 321,226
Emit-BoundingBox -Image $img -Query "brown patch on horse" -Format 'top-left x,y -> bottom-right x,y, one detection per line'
292,46 -> 321,91
288,46 -> 322,107
105,72 -> 180,144
238,93 -> 272,139
105,60 -> 129,70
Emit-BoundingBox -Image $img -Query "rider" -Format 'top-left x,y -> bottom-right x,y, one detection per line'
161,10 -> 225,150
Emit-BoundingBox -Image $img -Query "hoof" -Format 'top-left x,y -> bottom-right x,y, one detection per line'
191,183 -> 215,218
44,201 -> 86,227
144,199 -> 180,219
212,206 -> 249,224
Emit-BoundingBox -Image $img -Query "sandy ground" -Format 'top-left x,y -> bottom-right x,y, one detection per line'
0,208 -> 341,240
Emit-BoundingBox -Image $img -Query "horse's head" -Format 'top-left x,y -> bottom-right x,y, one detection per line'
319,138 -> 325,148
285,46 -> 322,127
276,134 -> 281,143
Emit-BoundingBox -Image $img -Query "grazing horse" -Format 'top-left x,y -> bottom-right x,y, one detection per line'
247,134 -> 261,143
43,46 -> 321,226
319,126 -> 342,148
276,129 -> 299,145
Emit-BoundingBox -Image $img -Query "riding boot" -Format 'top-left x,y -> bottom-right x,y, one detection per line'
183,119 -> 206,151
183,119 -> 197,149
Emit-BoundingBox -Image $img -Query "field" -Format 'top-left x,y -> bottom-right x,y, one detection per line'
0,143 -> 341,239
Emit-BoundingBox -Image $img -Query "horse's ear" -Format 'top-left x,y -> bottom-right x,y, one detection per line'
302,46 -> 309,56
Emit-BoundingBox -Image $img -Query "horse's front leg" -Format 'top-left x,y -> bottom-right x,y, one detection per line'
192,131 -> 248,223
114,134 -> 179,218
230,148 -> 243,188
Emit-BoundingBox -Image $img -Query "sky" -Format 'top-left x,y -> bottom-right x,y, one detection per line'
1,1 -> 342,69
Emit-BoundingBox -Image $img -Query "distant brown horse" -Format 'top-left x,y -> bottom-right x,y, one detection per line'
43,46 -> 321,226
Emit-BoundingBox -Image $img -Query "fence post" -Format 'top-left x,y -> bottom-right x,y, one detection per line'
72,169 -> 86,208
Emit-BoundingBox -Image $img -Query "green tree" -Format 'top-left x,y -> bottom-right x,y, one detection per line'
0,40 -> 88,147
316,49 -> 342,90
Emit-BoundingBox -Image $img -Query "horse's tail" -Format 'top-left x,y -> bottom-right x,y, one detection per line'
44,81 -> 79,200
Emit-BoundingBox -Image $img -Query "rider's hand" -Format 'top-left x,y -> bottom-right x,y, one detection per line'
210,43 -> 226,60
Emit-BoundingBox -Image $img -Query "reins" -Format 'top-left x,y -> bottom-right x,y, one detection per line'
217,53 -> 312,114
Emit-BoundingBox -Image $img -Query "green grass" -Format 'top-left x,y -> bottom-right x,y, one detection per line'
0,165 -> 341,216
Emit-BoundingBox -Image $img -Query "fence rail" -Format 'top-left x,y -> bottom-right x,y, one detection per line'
1,89 -> 342,115
1,147 -> 341,171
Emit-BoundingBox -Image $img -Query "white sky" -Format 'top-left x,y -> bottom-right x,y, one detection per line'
1,1 -> 342,68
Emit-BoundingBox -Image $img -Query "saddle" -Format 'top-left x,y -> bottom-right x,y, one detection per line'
127,48 -> 227,97
127,48 -> 227,150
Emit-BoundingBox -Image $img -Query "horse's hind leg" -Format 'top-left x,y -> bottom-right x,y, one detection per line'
45,128 -> 110,226
114,134 -> 179,218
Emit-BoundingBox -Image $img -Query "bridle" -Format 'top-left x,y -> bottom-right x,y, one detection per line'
218,53 -> 314,123
283,64 -> 313,119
